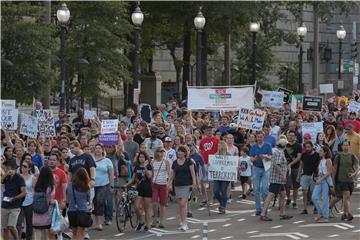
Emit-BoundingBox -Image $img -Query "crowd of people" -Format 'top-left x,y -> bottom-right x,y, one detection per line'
1,95 -> 360,239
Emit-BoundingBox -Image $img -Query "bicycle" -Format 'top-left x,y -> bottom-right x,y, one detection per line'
115,186 -> 138,232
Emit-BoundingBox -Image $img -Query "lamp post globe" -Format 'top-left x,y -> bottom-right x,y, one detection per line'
57,3 -> 70,25
250,22 -> 260,33
194,8 -> 206,31
336,25 -> 346,40
131,6 -> 144,27
297,23 -> 307,38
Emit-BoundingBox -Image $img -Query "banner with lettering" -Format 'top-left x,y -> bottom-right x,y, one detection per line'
261,91 -> 284,109
208,155 -> 238,181
348,101 -> 360,113
36,110 -> 56,137
0,108 -> 18,130
20,113 -> 38,138
99,133 -> 119,145
238,108 -> 266,131
101,119 -> 119,134
301,122 -> 323,143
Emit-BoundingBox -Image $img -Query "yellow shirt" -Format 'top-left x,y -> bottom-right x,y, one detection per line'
344,132 -> 360,158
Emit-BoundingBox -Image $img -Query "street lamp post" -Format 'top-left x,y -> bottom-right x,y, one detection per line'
194,7 -> 206,86
297,23 -> 307,93
57,3 -> 70,112
130,4 -> 144,107
336,24 -> 346,96
250,21 -> 260,85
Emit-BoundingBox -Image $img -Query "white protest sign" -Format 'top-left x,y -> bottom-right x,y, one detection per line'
319,84 -> 334,94
208,155 -> 238,182
348,101 -> 360,113
301,122 -> 323,143
261,91 -> 284,109
188,87 -> 254,111
238,108 -> 266,131
84,110 -> 96,120
291,95 -> 297,112
20,113 -> 38,138
0,108 -> 18,130
101,119 -> 118,134
36,110 -> 56,137
0,100 -> 16,109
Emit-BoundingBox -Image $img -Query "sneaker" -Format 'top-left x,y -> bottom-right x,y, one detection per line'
285,199 -> 291,208
136,223 -> 144,231
219,208 -> 226,214
62,232 -> 73,239
21,232 -> 26,239
347,213 -> 354,221
144,226 -> 149,231
158,224 -> 165,229
242,194 -> 246,199
341,214 -> 347,221
227,198 -> 232,204
151,220 -> 158,228
301,209 -> 308,214
179,224 -> 188,231
84,232 -> 90,240
104,220 -> 112,225
187,212 -> 193,218
292,203 -> 298,209
313,208 -> 318,215
255,211 -> 261,216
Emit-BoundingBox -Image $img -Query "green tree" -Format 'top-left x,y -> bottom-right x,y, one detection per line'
1,2 -> 56,104
277,63 -> 299,92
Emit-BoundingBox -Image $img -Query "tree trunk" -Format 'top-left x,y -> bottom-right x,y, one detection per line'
182,30 -> 191,100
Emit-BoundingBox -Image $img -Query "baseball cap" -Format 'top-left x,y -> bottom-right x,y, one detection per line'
345,124 -> 353,130
164,137 -> 172,142
150,126 -> 159,133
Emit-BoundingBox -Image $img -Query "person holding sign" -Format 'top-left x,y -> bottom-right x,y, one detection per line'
250,131 -> 272,216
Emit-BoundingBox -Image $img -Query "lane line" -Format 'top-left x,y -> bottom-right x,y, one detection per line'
223,223 -> 232,227
237,218 -> 246,222
247,230 -> 259,234
114,233 -> 125,237
328,234 -> 339,238
271,225 -> 283,229
220,236 -> 233,240
293,220 -> 305,224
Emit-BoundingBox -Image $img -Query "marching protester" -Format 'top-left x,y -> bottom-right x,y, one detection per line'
238,146 -> 252,199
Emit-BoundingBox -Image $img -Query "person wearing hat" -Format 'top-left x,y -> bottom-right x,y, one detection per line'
143,127 -> 163,159
344,124 -> 360,158
164,137 -> 176,164
260,136 -> 293,221
344,111 -> 360,134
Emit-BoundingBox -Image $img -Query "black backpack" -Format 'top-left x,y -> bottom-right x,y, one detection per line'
33,191 -> 49,214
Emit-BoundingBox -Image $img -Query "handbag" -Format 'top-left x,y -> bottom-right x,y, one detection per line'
72,186 -> 93,228
50,201 -> 69,234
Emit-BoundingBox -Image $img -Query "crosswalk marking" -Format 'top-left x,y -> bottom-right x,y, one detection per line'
197,207 -> 206,211
191,235 -> 200,239
247,231 -> 259,234
328,235 -> 339,238
249,232 -> 309,240
209,229 -> 217,233
300,222 -> 355,230
220,236 -> 233,239
166,217 -> 176,220
352,229 -> 360,233
293,221 -> 305,224
271,225 -> 283,229
187,217 -> 230,223
237,218 -> 246,222
114,233 -> 124,237
223,223 -> 232,227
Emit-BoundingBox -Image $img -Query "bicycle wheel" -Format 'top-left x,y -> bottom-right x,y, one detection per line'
129,203 -> 138,229
116,203 -> 127,232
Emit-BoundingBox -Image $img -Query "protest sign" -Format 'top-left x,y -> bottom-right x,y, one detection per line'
348,101 -> 360,113
291,95 -> 297,113
36,110 -> 56,137
208,155 -> 238,181
188,87 -> 254,111
303,96 -> 323,112
99,133 -> 120,145
20,113 -> 38,138
301,122 -> 323,143
261,91 -> 284,109
278,87 -> 293,103
0,108 -> 18,130
0,100 -> 16,109
101,119 -> 118,134
84,110 -> 96,120
319,84 -> 334,94
238,108 -> 266,131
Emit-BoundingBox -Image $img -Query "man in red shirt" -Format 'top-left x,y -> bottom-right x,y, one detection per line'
199,125 -> 220,205
344,112 -> 360,133
48,153 -> 68,210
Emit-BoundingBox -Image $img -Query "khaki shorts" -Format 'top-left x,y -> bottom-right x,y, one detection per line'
1,208 -> 20,228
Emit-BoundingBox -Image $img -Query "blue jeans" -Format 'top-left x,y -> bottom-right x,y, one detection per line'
213,180 -> 230,209
104,189 -> 114,221
253,166 -> 269,213
311,177 -> 330,219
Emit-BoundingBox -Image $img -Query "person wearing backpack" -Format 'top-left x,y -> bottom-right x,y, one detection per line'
32,166 -> 56,240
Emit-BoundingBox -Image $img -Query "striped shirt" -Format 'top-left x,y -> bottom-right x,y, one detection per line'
152,160 -> 168,185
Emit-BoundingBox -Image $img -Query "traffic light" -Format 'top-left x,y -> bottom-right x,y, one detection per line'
351,41 -> 358,59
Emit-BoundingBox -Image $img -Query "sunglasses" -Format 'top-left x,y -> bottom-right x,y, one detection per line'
156,150 -> 165,153
21,165 -> 29,168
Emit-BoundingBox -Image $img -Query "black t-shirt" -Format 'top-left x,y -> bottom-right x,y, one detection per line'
284,142 -> 302,169
133,134 -> 148,145
301,151 -> 320,176
172,158 -> 194,186
2,173 -> 25,209
69,153 -> 96,178
133,165 -> 152,183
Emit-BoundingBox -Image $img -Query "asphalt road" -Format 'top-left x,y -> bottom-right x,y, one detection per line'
89,182 -> 360,240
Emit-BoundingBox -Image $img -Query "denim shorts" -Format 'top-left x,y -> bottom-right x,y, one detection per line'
300,175 -> 314,190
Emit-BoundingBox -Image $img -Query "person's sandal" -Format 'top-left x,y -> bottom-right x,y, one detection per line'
317,218 -> 328,223
279,215 -> 293,220
260,215 -> 272,221
314,216 -> 323,221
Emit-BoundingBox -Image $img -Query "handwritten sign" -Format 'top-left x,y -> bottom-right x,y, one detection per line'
1,100 -> 16,109
301,122 -> 323,143
348,101 -> 360,113
0,108 -> 18,130
208,155 -> 238,182
36,110 -> 56,137
238,108 -> 266,131
99,133 -> 120,145
261,91 -> 284,109
101,119 -> 118,134
84,110 -> 96,120
20,113 -> 38,138
278,87 -> 293,103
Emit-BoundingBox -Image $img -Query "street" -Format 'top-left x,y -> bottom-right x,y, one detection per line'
90,182 -> 360,240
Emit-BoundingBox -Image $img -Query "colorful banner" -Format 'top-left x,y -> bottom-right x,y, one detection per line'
208,155 -> 238,181
187,87 -> 254,111
36,110 -> 56,137
303,96 -> 323,112
0,108 -> 18,130
101,119 -> 119,134
238,108 -> 266,131
261,91 -> 284,109
84,110 -> 96,120
20,113 -> 38,138
301,122 -> 323,143
99,133 -> 119,145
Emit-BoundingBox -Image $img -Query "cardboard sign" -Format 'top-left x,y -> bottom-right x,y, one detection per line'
84,110 -> 96,120
301,122 -> 323,143
99,133 -> 120,145
0,108 -> 18,130
238,108 -> 266,131
0,100 -> 16,109
319,84 -> 334,94
278,87 -> 293,103
261,91 -> 284,109
20,113 -> 38,138
101,119 -> 118,134
291,95 -> 297,113
36,110 -> 56,137
303,96 -> 323,112
348,101 -> 360,113
208,155 -> 238,181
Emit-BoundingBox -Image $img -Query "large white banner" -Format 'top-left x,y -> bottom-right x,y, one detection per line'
187,87 -> 254,111
238,108 -> 266,131
301,122 -> 323,143
0,108 -> 18,130
20,113 -> 38,139
261,91 -> 284,109
208,155 -> 238,181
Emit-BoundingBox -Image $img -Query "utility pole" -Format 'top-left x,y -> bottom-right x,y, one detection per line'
224,26 -> 231,86
312,13 -> 319,90
43,0 -> 51,109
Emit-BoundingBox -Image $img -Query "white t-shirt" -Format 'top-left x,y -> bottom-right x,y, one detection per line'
165,148 -> 177,164
270,125 -> 281,139
238,156 -> 252,177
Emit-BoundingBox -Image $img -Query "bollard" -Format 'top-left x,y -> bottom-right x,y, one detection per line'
202,222 -> 208,240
